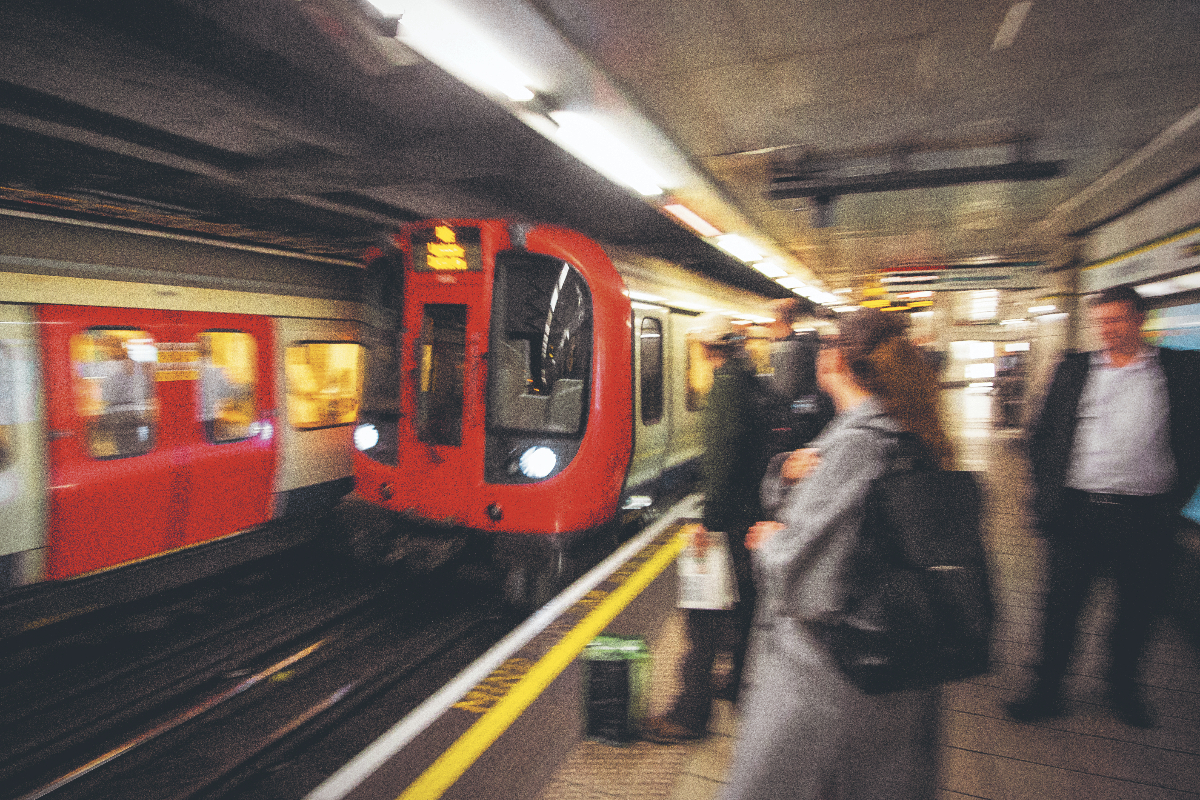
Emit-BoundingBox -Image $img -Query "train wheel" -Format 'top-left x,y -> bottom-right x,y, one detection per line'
501,544 -> 571,611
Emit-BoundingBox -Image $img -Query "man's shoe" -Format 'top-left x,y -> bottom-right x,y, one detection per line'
1108,690 -> 1155,729
1006,690 -> 1065,723
640,716 -> 703,744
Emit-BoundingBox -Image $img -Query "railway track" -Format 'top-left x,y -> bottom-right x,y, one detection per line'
1,534 -> 525,800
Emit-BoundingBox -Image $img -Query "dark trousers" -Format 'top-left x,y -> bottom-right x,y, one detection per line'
1034,488 -> 1175,695
668,528 -> 756,732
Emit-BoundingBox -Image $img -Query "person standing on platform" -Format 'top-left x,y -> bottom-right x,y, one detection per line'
641,312 -> 765,744
722,308 -> 952,800
761,298 -> 835,462
1008,286 -> 1200,728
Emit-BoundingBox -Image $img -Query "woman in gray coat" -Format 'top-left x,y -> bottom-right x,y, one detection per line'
721,309 -> 954,800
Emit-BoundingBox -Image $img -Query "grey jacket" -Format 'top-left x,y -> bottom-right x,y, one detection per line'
755,396 -> 902,623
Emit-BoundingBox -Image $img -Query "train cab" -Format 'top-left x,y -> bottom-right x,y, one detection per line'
350,219 -> 634,605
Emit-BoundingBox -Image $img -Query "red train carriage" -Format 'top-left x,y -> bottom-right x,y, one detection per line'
0,213 -> 362,637
350,219 -> 634,605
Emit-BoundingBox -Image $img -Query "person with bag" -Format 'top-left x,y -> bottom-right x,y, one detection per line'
721,308 -> 962,800
641,312 -> 766,744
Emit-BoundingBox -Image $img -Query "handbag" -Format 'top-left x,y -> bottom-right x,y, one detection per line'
808,433 -> 995,694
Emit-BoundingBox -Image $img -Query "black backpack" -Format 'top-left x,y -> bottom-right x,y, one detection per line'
808,432 -> 996,694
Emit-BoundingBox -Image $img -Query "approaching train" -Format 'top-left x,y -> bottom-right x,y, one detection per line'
343,218 -> 777,608
0,210 -> 363,638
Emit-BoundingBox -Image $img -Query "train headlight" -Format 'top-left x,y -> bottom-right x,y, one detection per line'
518,446 -> 557,479
355,423 -> 380,451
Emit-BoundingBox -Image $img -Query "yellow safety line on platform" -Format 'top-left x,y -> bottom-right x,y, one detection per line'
396,529 -> 686,800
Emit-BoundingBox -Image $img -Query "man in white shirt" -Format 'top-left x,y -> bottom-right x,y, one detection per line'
1010,287 -> 1200,728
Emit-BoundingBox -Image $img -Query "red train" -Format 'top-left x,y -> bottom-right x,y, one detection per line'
345,218 -> 773,607
0,212 -> 362,637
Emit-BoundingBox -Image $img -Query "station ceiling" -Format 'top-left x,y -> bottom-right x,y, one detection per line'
2,0 -> 1199,303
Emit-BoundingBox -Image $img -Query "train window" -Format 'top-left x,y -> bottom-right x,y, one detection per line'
286,342 -> 361,431
73,329 -> 157,459
358,328 -> 400,465
417,304 -> 466,446
488,252 -> 592,435
685,337 -> 711,413
640,318 -> 664,425
198,332 -> 257,442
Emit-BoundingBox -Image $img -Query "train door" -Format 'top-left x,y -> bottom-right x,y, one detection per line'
625,307 -> 670,504
0,304 -> 47,590
40,305 -> 178,579
274,317 -> 361,515
178,314 -> 276,546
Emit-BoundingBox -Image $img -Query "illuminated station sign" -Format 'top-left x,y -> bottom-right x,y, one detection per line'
413,225 -> 482,272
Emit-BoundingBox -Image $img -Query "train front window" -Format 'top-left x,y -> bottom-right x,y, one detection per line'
285,342 -> 362,431
417,304 -> 466,447
199,331 -> 257,442
488,252 -> 592,436
72,328 -> 157,459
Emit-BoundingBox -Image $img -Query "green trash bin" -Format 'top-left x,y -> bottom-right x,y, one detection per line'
581,634 -> 651,744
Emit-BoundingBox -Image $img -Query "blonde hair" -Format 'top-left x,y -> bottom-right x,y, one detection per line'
837,309 -> 955,469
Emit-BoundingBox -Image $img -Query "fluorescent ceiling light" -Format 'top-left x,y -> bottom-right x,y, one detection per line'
881,274 -> 938,283
1005,342 -> 1030,351
396,3 -> 537,101
547,111 -> 664,195
1029,304 -> 1056,313
992,2 -> 1033,50
713,234 -> 765,263
833,305 -> 859,313
754,261 -> 788,278
662,204 -> 721,237
1137,271 -> 1200,297
776,277 -> 805,289
898,291 -> 933,299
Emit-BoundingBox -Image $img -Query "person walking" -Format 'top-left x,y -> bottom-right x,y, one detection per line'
1007,286 -> 1200,728
721,308 -> 952,800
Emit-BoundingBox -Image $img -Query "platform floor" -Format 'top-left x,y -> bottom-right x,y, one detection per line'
535,409 -> 1200,799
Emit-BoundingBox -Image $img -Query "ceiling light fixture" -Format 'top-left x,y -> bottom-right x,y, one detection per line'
713,234 -> 765,263
992,2 -> 1034,50
661,203 -> 722,237
776,277 -> 805,289
548,111 -> 664,196
393,2 -> 538,102
754,261 -> 788,278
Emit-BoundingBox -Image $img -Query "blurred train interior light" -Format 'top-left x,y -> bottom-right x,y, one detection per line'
662,204 -> 721,237
1005,342 -> 1031,351
776,277 -> 806,290
1029,304 -> 1057,313
518,446 -> 557,479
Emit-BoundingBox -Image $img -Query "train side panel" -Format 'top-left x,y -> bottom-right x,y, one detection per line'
0,303 -> 48,590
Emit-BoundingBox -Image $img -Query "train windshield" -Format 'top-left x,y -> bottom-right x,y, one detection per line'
488,252 -> 592,436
